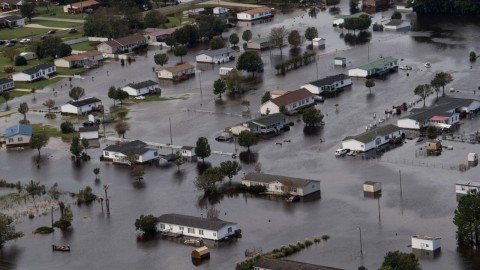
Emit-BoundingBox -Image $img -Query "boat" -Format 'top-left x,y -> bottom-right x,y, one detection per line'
52,244 -> 70,252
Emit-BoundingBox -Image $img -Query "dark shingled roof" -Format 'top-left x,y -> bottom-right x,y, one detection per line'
181,146 -> 195,150
157,213 -> 236,231
307,74 -> 350,87
126,80 -> 158,90
197,47 -> 234,57
244,172 -> 319,188
254,258 -> 343,270
103,140 -> 152,155
343,124 -> 402,143
0,78 -> 13,85
67,97 -> 101,107
21,63 -> 55,75
248,113 -> 287,127
79,126 -> 99,132
402,96 -> 479,123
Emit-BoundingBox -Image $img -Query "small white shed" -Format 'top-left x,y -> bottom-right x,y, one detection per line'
312,38 -> 325,48
334,57 -> 346,66
79,126 -> 99,140
468,153 -> 478,166
219,67 -> 234,76
363,181 -> 381,193
411,235 -> 441,251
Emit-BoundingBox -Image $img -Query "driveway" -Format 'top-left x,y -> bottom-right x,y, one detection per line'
32,16 -> 85,23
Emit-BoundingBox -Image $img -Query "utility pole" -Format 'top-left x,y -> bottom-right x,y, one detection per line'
198,71 -> 203,96
315,56 -> 319,80
169,117 -> 173,155
104,184 -> 110,215
51,206 -> 54,227
399,170 -> 403,199
377,196 -> 381,223
358,226 -> 363,255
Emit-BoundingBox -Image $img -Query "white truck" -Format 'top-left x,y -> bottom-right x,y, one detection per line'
19,52 -> 37,60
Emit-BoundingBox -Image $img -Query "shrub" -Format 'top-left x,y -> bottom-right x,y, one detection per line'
53,219 -> 71,229
321,234 -> 330,241
470,51 -> 477,62
0,179 -> 16,188
15,56 -> 27,66
239,184 -> 267,193
28,213 -> 34,219
60,121 -> 75,133
3,65 -> 14,73
33,226 -> 54,234
304,239 -> 313,247
45,112 -> 57,119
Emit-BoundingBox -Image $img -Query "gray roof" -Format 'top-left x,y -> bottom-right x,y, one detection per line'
255,258 -> 343,270
103,140 -> 153,155
21,63 -> 55,75
197,47 -> 234,57
402,97 -> 479,122
0,78 -> 13,85
0,15 -> 23,22
126,80 -> 158,90
157,213 -> 236,231
248,113 -> 287,127
79,126 -> 99,132
307,74 -> 350,87
67,97 -> 101,107
181,146 -> 195,150
343,124 -> 402,143
244,172 -> 319,188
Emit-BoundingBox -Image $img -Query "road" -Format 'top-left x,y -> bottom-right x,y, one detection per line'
32,16 -> 85,23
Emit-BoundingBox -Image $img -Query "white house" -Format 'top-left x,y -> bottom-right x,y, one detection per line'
348,56 -> 398,78
63,0 -> 99,13
333,12 -> 370,25
213,7 -> 229,15
456,180 -> 480,196
181,146 -> 196,158
122,80 -> 159,96
384,19 -> 411,31
341,124 -> 403,152
157,213 -> 238,241
363,181 -> 381,193
242,172 -> 320,197
254,258 -> 342,270
301,74 -> 352,95
61,97 -> 102,115
411,235 -> 441,252
196,48 -> 235,64
243,113 -> 288,135
4,124 -> 31,148
102,140 -> 159,164
0,1 -> 23,11
54,50 -> 103,68
0,15 -> 24,27
79,126 -> 99,140
97,34 -> 147,54
157,63 -> 195,80
12,63 -> 56,82
0,78 -> 14,93
312,38 -> 325,48
260,88 -> 315,115
237,7 -> 273,21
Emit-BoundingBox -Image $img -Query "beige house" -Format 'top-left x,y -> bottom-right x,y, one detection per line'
157,63 -> 195,80
4,124 -> 32,148
63,0 -> 99,13
54,50 -> 103,68
242,172 -> 320,197
97,34 -> 147,54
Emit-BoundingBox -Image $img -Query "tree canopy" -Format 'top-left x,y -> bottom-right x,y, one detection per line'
69,87 -> 85,101
195,137 -> 211,163
238,130 -> 258,152
154,53 -> 168,66
242,30 -> 252,42
269,26 -> 289,56
30,132 -> 49,162
144,10 -> 167,28
173,45 -> 188,63
302,107 -> 324,127
288,30 -> 303,48
209,37 -> 225,50
414,84 -> 432,107
408,0 -> 480,15
431,72 -> 453,97
135,214 -> 158,234
365,78 -> 375,94
454,190 -> 480,245
220,160 -> 242,183
229,33 -> 239,46
236,51 -> 263,78
305,27 -> 318,46
213,79 -> 226,99
194,167 -> 223,195
0,213 -> 24,247
379,251 -> 422,270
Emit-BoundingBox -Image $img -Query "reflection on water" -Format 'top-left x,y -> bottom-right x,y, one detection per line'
236,18 -> 273,28
343,32 -> 372,46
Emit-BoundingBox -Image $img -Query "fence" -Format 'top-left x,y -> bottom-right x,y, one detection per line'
373,156 -> 469,172
64,37 -> 88,45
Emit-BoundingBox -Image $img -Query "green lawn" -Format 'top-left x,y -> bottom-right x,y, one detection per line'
34,6 -> 87,20
70,41 -> 97,51
30,19 -> 82,29
0,28 -> 47,40
164,16 -> 193,28
60,31 -> 85,41
0,90 -> 30,104
15,77 -> 64,90
31,123 -> 63,138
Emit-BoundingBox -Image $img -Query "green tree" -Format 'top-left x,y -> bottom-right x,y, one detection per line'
81,138 -> 89,155
0,213 -> 24,247
195,137 -> 211,163
279,105 -> 288,114
391,11 -> 402,19
173,45 -> 188,63
238,130 -> 258,152
43,99 -> 55,113
30,132 -> 49,162
194,167 -> 223,195
154,53 -> 168,66
414,84 -> 431,107
209,37 -> 225,50
470,51 -> 477,62
305,27 -> 319,47
426,125 -> 439,139
70,137 -> 84,162
76,186 -> 97,205
220,160 -> 242,183
229,33 -> 239,47
25,180 -> 45,199
242,30 -> 252,43
173,154 -> 186,172
18,102 -> 29,123
164,35 -> 176,50
108,86 -> 117,106
2,47 -> 19,62
47,183 -> 60,201
269,26 -> 289,56
60,121 -> 75,134
454,190 -> 480,245
37,37 -> 71,59
19,1 -> 35,22
196,15 -> 226,40
302,107 -> 324,127
131,164 -> 145,181
15,56 -> 27,66
213,79 -> 226,99
144,10 -> 167,27
69,87 -> 85,101
225,69 -> 242,94
430,76 -> 442,100
134,214 -> 158,234
54,202 -> 73,229
432,72 -> 453,97
116,88 -> 129,106
379,251 -> 422,270
326,0 -> 340,7
93,168 -> 100,180
114,121 -> 130,138
261,92 -> 271,104
236,51 -> 264,78
288,30 -> 303,48
2,92 -> 11,109
365,78 -> 375,94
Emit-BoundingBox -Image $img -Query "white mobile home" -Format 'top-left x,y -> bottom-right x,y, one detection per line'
157,213 -> 238,241
363,181 -> 381,193
79,126 -> 99,140
237,7 -> 273,21
260,88 -> 315,115
342,124 -> 403,152
0,78 -> 14,93
334,57 -> 347,66
242,172 -> 320,197
456,180 -> 480,196
61,97 -> 102,115
348,56 -> 398,78
312,38 -> 325,48
301,74 -> 352,95
219,67 -> 234,76
411,235 -> 441,252
102,140 -> 158,164
157,63 -> 195,80
19,52 -> 37,61
196,48 -> 235,64
122,80 -> 159,96
213,7 -> 229,15
12,63 -> 56,82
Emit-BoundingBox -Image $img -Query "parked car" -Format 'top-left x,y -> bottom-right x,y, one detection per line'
68,28 -> 77,33
399,65 -> 412,70
335,148 -> 348,156
424,62 -> 431,68
215,132 -> 233,142
286,195 -> 300,203
0,40 -> 6,45
82,121 -> 94,127
40,35 -> 48,40
134,96 -> 145,100
8,39 -> 17,44
19,38 -> 31,44
47,30 -> 56,34
5,42 -> 15,47
416,137 -> 424,143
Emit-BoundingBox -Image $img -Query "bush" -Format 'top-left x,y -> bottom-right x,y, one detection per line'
14,56 -> 27,66
470,51 -> 477,62
239,184 -> 267,193
33,226 -> 54,234
45,112 -> 56,119
304,239 -> 313,247
0,179 -> 16,188
313,237 -> 321,243
53,219 -> 71,229
28,213 -> 34,219
60,121 -> 75,133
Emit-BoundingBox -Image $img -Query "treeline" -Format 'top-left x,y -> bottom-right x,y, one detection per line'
409,0 -> 480,15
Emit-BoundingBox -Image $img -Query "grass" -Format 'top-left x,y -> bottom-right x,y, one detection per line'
34,6 -> 88,20
0,90 -> 30,104
30,19 -> 82,29
31,123 -> 63,138
60,31 -> 85,41
70,41 -> 97,51
0,28 -> 47,40
14,77 -> 64,90
164,16 -> 193,28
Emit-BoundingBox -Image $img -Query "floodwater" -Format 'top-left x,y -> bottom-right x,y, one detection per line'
1,2 -> 480,269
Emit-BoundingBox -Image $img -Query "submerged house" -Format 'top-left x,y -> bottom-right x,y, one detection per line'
301,74 -> 352,95
260,88 -> 315,115
348,56 -> 398,78
254,258 -> 343,270
341,124 -> 403,152
242,172 -> 320,196
3,124 -> 32,148
102,140 -> 158,164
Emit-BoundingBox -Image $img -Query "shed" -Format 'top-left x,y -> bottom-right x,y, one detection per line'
363,181 -> 381,193
411,235 -> 441,252
334,57 -> 346,66
312,38 -> 325,48
468,153 -> 478,166
191,246 -> 210,259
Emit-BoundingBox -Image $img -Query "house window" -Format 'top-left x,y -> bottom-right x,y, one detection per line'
228,227 -> 233,233
199,230 -> 204,235
375,138 -> 381,145
8,138 -> 13,142
188,228 -> 195,234
385,136 -> 389,140
160,224 -> 165,229
153,151 -> 158,156
18,137 -> 23,142
213,232 -> 216,237
179,226 -> 184,231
